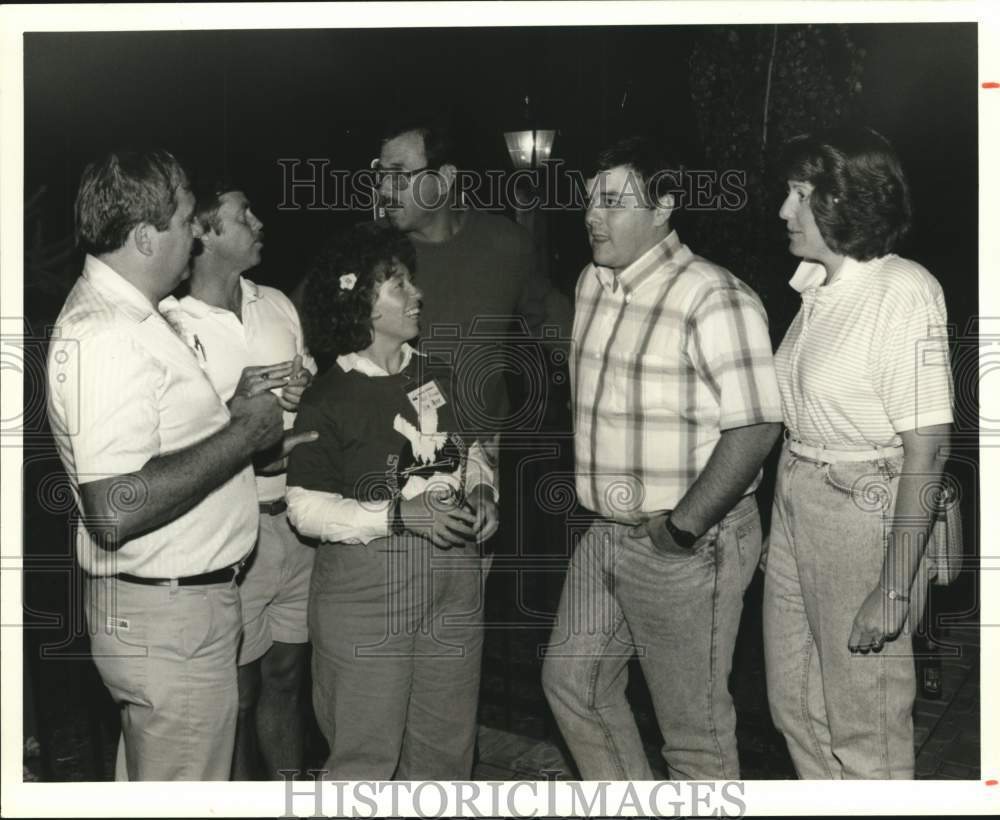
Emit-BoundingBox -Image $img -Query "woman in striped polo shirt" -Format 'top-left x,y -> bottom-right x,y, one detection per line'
763,127 -> 954,779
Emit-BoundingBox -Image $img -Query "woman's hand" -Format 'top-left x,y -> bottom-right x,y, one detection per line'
399,489 -> 477,548
466,485 -> 499,542
848,586 -> 910,653
850,425 -> 949,654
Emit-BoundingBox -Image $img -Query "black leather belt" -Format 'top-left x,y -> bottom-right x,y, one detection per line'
259,499 -> 287,516
114,563 -> 242,587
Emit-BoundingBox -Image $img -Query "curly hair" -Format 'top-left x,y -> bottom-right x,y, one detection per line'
778,127 -> 912,260
301,222 -> 417,358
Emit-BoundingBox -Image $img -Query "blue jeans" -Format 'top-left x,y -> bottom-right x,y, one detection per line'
542,495 -> 761,780
763,444 -> 928,779
309,537 -> 487,780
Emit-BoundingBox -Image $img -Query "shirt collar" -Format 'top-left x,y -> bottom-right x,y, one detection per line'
592,230 -> 686,295
173,276 -> 260,317
240,276 -> 261,304
337,342 -> 420,376
82,254 -> 157,322
789,256 -> 881,293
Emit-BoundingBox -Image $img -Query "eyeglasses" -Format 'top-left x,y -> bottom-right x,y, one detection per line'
369,160 -> 432,190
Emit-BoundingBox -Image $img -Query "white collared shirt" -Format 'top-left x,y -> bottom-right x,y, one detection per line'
775,255 -> 954,448
46,255 -> 258,577
164,276 -> 317,501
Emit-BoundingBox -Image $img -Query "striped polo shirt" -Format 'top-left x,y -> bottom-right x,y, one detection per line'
571,231 -> 782,523
775,256 -> 954,448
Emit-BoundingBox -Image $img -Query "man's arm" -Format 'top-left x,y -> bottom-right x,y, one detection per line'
635,282 -> 782,549
670,422 -> 781,536
79,369 -> 286,549
631,422 -> 780,551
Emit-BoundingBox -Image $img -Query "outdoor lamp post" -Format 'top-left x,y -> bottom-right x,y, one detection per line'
504,94 -> 555,170
502,97 -> 557,288
503,127 -> 556,170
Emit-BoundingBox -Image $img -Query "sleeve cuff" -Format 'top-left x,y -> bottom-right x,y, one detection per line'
718,408 -> 784,432
891,410 -> 954,435
286,486 -> 392,545
464,441 -> 498,502
342,499 -> 392,544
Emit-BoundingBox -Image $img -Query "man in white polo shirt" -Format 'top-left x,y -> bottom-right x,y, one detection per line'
46,149 -> 294,780
163,182 -> 317,780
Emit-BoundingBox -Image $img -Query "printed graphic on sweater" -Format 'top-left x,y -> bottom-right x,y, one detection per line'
389,386 -> 467,501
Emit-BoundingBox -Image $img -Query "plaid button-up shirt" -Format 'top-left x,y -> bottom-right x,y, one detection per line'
571,231 -> 781,522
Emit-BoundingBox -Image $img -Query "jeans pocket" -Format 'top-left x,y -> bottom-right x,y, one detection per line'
732,517 -> 762,580
879,456 -> 905,480
824,461 -> 897,515
633,528 -> 718,562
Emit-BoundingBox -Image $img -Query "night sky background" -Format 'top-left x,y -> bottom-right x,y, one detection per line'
24,23 -> 978,327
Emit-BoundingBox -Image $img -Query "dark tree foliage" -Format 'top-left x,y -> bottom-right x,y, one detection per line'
688,24 -> 865,337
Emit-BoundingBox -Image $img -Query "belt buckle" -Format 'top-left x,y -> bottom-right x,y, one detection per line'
261,498 -> 286,516
233,559 -> 248,582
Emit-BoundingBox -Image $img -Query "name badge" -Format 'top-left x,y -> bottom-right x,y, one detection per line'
406,380 -> 446,415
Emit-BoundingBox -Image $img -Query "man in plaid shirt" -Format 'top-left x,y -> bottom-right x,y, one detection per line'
542,136 -> 782,780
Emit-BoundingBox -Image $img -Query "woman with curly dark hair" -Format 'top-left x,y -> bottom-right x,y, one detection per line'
285,222 -> 499,779
763,127 -> 954,778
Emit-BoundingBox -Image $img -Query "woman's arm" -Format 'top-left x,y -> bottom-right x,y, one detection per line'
847,423 -> 950,652
286,486 -> 391,544
464,439 -> 500,541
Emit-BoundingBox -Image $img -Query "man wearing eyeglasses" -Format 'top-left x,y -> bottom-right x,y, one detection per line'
374,121 -> 553,436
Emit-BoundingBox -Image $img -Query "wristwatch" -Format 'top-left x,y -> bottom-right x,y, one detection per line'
664,513 -> 698,549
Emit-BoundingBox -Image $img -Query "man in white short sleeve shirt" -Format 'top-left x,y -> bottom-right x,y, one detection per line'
46,149 -> 292,780
162,182 -> 317,779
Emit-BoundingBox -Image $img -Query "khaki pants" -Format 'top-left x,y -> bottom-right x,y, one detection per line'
85,575 -> 242,780
308,537 -> 488,780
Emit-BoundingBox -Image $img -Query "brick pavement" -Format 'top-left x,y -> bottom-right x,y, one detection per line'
914,625 -> 981,780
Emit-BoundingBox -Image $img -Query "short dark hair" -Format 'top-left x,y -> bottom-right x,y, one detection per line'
381,119 -> 459,169
594,135 -> 687,209
75,148 -> 189,255
192,178 -> 238,235
778,127 -> 912,260
301,222 -> 418,358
